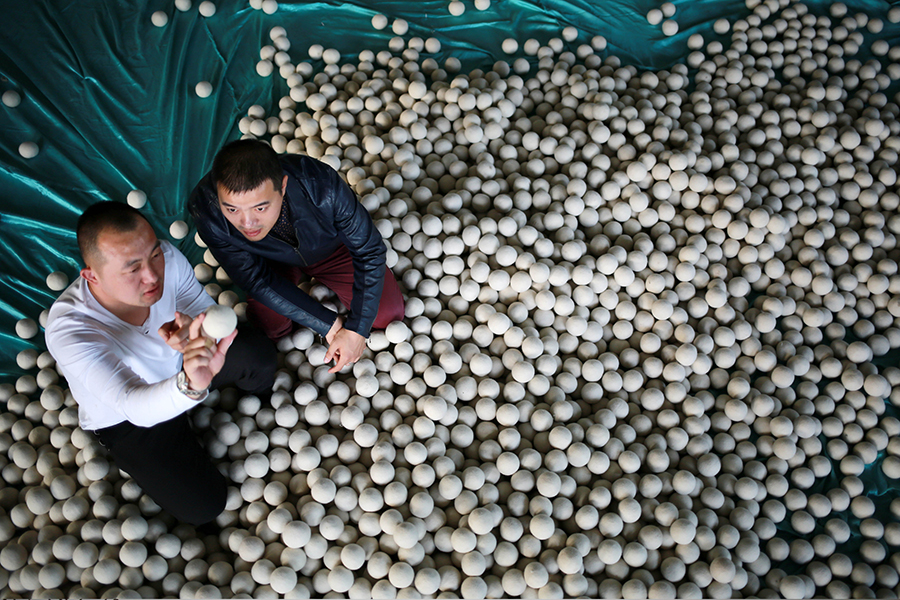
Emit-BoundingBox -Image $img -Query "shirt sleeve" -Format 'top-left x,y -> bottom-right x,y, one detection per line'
46,325 -> 206,429
165,241 -> 216,317
324,166 -> 387,338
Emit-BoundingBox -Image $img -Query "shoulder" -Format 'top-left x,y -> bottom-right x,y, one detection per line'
161,240 -> 193,273
282,155 -> 350,213
46,278 -> 88,329
188,172 -> 219,221
161,239 -> 185,261
281,154 -> 339,184
188,172 -> 229,238
45,281 -> 113,354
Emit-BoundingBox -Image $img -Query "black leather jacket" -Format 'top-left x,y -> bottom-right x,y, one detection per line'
188,155 -> 386,338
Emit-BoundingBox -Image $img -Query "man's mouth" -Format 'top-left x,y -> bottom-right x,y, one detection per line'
243,228 -> 262,238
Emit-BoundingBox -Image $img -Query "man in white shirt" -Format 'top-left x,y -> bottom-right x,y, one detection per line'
46,201 -> 276,525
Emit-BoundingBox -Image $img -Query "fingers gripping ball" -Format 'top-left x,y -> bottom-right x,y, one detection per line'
201,305 -> 238,339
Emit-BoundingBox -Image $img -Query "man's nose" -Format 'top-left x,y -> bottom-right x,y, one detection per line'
143,265 -> 160,284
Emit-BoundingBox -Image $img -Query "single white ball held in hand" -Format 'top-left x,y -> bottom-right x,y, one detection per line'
202,305 -> 238,339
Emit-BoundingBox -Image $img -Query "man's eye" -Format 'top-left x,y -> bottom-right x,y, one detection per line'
227,208 -> 237,213
256,206 -> 266,212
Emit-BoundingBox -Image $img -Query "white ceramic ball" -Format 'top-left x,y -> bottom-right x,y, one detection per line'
392,19 -> 409,35
195,81 -> 213,98
46,271 -> 68,291
127,189 -> 147,208
372,14 -> 388,29
169,220 -> 189,239
151,11 -> 168,26
202,305 -> 237,339
18,141 -> 39,158
662,19 -> 678,35
3,90 -> 22,107
16,318 -> 38,339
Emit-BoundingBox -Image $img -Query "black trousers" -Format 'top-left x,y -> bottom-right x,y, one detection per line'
95,324 -> 276,525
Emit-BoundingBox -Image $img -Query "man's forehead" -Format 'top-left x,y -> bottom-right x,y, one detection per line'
97,224 -> 159,262
217,180 -> 281,206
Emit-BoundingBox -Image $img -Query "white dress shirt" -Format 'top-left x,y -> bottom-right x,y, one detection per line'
46,241 -> 216,430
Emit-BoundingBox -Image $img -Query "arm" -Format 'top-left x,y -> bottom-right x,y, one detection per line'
47,326 -> 208,428
324,165 -> 387,338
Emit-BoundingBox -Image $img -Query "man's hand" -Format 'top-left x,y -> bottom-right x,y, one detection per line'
324,318 -> 366,374
325,315 -> 343,345
182,313 -> 237,391
158,312 -> 194,354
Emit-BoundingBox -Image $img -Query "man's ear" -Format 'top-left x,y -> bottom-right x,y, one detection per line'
282,174 -> 288,192
81,267 -> 99,286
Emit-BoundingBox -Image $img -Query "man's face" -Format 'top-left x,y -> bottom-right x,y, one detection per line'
217,175 -> 288,242
82,219 -> 165,311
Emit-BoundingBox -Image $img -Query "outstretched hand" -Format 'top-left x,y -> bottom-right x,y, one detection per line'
324,316 -> 366,374
182,312 -> 238,391
158,311 -> 194,353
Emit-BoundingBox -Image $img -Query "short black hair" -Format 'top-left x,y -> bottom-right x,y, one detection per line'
77,201 -> 149,266
211,139 -> 284,194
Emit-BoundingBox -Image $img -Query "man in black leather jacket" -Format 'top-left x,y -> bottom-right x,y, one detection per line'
188,140 -> 405,373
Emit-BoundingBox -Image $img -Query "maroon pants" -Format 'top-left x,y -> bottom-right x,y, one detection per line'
247,245 -> 405,339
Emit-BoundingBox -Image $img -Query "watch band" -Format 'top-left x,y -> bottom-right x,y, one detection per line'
177,370 -> 206,399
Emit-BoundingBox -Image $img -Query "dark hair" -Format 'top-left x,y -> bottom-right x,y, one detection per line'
77,201 -> 149,265
211,139 -> 284,194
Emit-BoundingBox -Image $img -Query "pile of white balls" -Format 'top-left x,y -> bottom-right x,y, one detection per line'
4,0 -> 900,598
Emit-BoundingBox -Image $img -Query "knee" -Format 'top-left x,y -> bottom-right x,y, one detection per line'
246,301 -> 293,340
374,297 -> 406,330
260,319 -> 292,341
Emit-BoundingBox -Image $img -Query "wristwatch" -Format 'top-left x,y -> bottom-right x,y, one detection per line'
176,370 -> 206,399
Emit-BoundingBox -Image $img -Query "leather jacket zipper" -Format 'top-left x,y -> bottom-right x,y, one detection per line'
294,245 -> 307,266
267,231 -> 308,266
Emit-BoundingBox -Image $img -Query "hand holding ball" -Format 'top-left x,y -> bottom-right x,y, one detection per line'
201,305 -> 237,340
